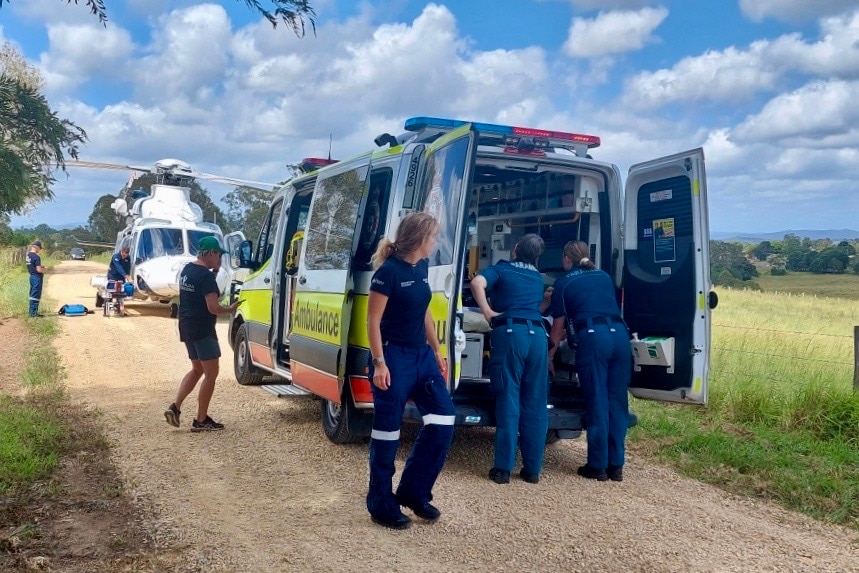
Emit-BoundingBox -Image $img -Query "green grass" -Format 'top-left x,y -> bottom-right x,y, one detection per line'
755,271 -> 859,300
0,396 -> 65,494
630,287 -> 859,529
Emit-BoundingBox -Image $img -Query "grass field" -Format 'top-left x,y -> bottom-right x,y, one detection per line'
630,286 -> 859,529
755,270 -> 859,300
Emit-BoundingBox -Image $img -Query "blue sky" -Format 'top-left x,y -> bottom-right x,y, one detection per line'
3,0 -> 859,233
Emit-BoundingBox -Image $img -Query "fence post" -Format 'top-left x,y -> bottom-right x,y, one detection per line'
854,326 -> 859,393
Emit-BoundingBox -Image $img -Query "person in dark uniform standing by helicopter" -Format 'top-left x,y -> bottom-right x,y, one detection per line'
549,240 -> 631,482
26,240 -> 47,317
107,246 -> 132,315
469,233 -> 549,485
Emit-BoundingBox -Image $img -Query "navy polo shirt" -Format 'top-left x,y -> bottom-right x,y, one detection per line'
108,252 -> 131,281
478,260 -> 544,321
550,267 -> 620,322
178,262 -> 220,342
26,252 -> 42,276
370,257 -> 431,347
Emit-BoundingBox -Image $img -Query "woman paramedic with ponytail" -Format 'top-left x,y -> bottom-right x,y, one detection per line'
549,240 -> 632,482
365,212 -> 456,530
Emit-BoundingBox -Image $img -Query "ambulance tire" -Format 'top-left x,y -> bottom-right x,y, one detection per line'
322,385 -> 371,445
234,324 -> 265,386
95,293 -> 104,308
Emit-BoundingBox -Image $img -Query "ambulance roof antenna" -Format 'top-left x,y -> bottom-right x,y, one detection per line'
327,134 -> 332,161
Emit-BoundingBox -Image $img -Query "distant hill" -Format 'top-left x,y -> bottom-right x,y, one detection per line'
711,229 -> 859,243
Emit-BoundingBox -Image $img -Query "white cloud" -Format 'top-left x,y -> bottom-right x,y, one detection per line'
733,80 -> 859,147
739,0 -> 859,22
622,11 -> 859,108
563,7 -> 668,58
40,24 -> 134,92
568,0 -> 656,9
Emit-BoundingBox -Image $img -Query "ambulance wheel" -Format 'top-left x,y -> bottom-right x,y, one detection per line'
322,386 -> 370,445
545,429 -> 560,445
170,303 -> 179,319
95,293 -> 104,308
234,324 -> 265,386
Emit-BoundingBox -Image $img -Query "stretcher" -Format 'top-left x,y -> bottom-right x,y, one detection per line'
92,278 -> 133,317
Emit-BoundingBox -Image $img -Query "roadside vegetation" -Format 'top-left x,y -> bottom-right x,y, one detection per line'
630,286 -> 859,530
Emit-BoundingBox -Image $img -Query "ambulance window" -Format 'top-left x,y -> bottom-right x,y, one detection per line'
354,167 -> 393,267
257,198 -> 284,265
305,164 -> 369,270
420,137 -> 470,266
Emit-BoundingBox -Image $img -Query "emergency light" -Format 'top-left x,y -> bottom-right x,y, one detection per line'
299,157 -> 339,173
403,116 -> 601,148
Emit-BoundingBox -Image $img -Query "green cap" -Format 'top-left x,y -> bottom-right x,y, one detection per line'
198,236 -> 227,254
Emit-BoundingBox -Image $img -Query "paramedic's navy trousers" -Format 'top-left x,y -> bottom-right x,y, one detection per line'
28,275 -> 43,317
489,321 -> 549,475
574,323 -> 632,469
367,343 -> 455,520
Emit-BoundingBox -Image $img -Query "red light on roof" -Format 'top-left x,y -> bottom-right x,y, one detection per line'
512,127 -> 600,147
299,157 -> 339,172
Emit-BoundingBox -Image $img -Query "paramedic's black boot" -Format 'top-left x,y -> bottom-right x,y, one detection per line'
396,494 -> 441,521
519,469 -> 540,484
577,464 -> 609,482
607,465 -> 624,482
489,467 -> 510,484
371,511 -> 412,530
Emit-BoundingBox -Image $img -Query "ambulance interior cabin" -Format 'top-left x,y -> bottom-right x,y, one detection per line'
459,164 -> 606,384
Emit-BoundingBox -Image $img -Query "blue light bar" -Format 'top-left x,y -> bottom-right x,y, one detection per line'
403,116 -> 600,147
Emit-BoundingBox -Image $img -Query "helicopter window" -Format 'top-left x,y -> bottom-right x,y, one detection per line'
188,230 -> 217,255
257,198 -> 284,266
137,228 -> 184,262
305,164 -> 369,271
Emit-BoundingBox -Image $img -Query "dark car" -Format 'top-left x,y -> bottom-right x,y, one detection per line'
70,247 -> 86,261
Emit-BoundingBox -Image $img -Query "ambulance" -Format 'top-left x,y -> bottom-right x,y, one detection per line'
225,117 -> 717,444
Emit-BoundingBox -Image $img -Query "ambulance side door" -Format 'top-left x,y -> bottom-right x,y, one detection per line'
289,157 -> 372,403
622,148 -> 713,404
415,124 -> 478,392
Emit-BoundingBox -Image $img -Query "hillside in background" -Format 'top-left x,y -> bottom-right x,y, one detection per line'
712,229 -> 859,243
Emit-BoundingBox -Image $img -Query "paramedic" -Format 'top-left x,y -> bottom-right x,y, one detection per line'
549,240 -> 631,482
469,233 -> 549,485
366,212 -> 455,530
107,247 -> 132,315
26,240 -> 46,317
164,237 -> 238,432
107,247 -> 132,282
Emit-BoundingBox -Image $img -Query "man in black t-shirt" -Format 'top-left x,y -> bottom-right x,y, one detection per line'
164,236 -> 238,432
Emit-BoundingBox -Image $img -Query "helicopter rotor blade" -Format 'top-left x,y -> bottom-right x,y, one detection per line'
193,172 -> 280,191
66,160 -> 154,173
71,235 -> 116,249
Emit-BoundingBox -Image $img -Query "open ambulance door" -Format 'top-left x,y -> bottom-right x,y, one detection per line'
416,124 -> 478,392
622,148 -> 713,405
218,231 -> 246,298
288,157 -> 371,405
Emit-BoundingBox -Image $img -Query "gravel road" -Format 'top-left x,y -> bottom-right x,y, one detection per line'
48,261 -> 858,573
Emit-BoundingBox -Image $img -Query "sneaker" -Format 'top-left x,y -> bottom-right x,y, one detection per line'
164,403 -> 181,428
396,495 -> 441,521
191,416 -> 225,432
488,467 -> 511,484
519,469 -> 540,484
607,465 -> 623,482
577,464 -> 609,482
371,511 -> 412,530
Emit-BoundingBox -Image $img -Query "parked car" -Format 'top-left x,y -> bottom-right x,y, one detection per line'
70,247 -> 86,261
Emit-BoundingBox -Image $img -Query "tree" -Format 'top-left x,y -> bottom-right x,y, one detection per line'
88,193 -> 126,241
222,186 -> 272,241
751,240 -> 773,261
0,0 -> 317,36
0,43 -> 86,216
710,240 -> 758,282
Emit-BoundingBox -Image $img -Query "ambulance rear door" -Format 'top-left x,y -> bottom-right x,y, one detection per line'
622,148 -> 713,404
289,156 -> 372,403
416,124 -> 478,392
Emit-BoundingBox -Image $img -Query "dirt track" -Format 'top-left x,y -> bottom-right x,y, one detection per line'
48,261 -> 858,573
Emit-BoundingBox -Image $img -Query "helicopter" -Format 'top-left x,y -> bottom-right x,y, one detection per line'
69,158 -> 278,316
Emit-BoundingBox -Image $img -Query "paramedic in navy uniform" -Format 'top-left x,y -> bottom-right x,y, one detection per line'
107,246 -> 132,283
469,233 -> 549,485
549,240 -> 631,482
26,240 -> 46,317
366,211 -> 456,530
